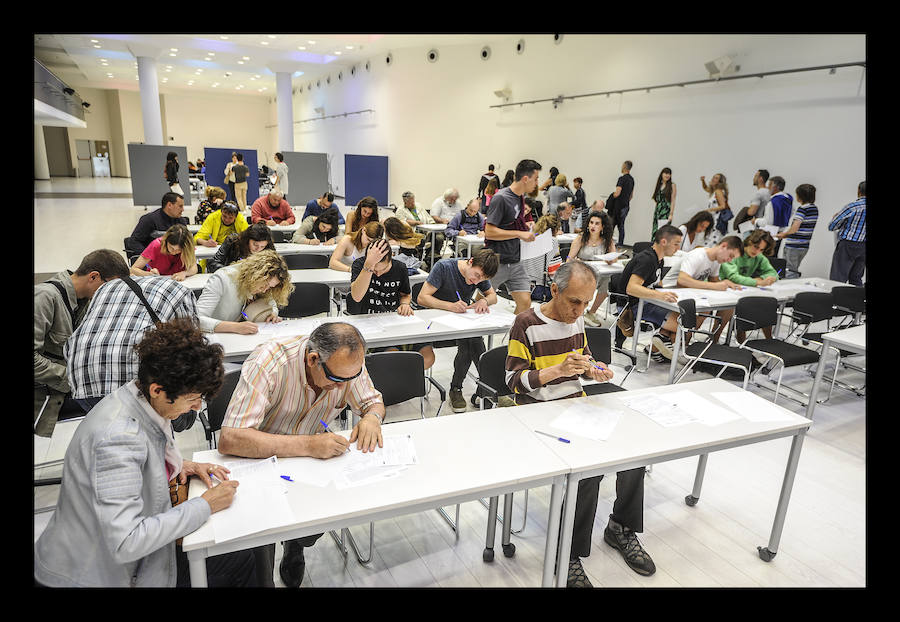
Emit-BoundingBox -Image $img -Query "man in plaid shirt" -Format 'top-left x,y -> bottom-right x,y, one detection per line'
828,181 -> 866,286
64,276 -> 197,413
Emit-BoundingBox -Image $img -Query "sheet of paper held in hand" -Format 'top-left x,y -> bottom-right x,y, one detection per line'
549,402 -> 623,442
519,229 -> 553,261
593,251 -> 625,262
211,456 -> 295,543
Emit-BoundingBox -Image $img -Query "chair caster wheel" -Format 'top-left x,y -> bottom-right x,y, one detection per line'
502,543 -> 516,558
757,546 -> 776,562
685,495 -> 699,507
483,548 -> 494,562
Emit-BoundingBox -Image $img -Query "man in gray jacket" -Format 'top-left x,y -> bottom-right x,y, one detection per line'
34,249 -> 130,437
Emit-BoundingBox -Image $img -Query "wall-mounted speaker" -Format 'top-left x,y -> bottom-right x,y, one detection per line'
516,39 -> 525,54
480,46 -> 491,61
385,52 -> 393,66
427,49 -> 439,63
553,34 -> 564,45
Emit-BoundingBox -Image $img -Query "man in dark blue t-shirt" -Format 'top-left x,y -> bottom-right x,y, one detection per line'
303,192 -> 345,224
416,248 -> 500,412
608,160 -> 635,246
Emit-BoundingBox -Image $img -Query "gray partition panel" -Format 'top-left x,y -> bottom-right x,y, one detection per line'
279,152 -> 328,206
127,144 -> 192,206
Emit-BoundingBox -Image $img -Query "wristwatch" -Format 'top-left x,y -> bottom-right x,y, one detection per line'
363,411 -> 384,424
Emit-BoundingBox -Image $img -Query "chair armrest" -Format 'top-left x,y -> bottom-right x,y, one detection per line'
198,410 -> 211,442
473,378 -> 500,399
426,375 -> 446,401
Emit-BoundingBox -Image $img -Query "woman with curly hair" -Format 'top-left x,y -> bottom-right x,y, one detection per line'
34,318 -> 258,588
130,223 -> 197,282
291,206 -> 341,245
329,220 -> 386,272
701,172 -> 731,246
567,210 -> 617,326
207,222 -> 275,273
196,249 -> 293,334
345,195 -> 380,234
194,185 -> 227,225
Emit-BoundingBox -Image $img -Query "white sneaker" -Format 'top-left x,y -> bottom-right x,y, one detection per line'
584,311 -> 601,327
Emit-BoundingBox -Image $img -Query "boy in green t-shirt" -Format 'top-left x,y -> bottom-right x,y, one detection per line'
718,229 -> 779,342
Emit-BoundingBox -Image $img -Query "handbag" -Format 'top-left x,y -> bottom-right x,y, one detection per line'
169,182 -> 184,196
169,479 -> 189,545
243,297 -> 275,322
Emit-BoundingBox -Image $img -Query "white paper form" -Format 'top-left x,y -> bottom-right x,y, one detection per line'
617,393 -> 700,427
211,456 -> 295,544
738,220 -> 756,234
549,402 -> 623,441
763,225 -> 781,237
333,435 -> 418,490
520,229 -> 553,261
593,251 -> 626,262
658,390 -> 742,426
257,318 -> 321,338
709,391 -> 796,423
432,308 -> 511,330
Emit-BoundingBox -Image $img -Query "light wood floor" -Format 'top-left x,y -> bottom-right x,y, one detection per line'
33,178 -> 866,587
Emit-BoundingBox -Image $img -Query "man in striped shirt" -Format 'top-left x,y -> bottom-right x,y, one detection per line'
505,261 -> 655,587
775,183 -> 818,279
828,181 -> 866,286
218,322 -> 385,588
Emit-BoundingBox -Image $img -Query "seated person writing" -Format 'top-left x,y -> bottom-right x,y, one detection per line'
207,222 -> 275,273
718,229 -> 779,342
615,224 -> 683,363
675,235 -> 744,343
194,200 -> 248,249
444,197 -> 485,254
125,192 -> 188,261
345,195 -> 379,234
196,250 -> 292,335
217,322 -> 386,588
291,207 -> 340,245
194,185 -> 227,225
329,221 -> 385,273
383,216 -> 427,261
303,192 -> 345,224
348,239 -> 435,370
505,261 -> 654,587
251,190 -> 296,226
416,249 -> 500,412
35,318 -> 255,587
130,224 -> 197,282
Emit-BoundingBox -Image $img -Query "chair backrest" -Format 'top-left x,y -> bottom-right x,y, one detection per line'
206,367 -> 243,435
676,298 -> 697,330
769,257 -> 787,278
411,281 -> 424,306
608,272 -> 625,295
364,351 -> 425,407
269,230 -> 291,243
477,345 -> 512,397
584,326 -> 612,365
632,241 -> 653,255
734,296 -> 779,333
284,253 -> 330,269
792,292 -> 835,325
831,285 -> 866,314
281,282 -> 331,318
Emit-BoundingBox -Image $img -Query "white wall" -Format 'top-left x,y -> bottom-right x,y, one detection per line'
287,33 -> 865,280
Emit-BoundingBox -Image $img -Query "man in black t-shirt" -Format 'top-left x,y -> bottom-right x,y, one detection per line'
349,239 -> 435,370
124,192 -> 188,261
609,160 -> 635,246
616,224 -> 682,363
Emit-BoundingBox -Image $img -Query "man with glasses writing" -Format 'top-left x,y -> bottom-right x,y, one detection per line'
218,322 -> 385,587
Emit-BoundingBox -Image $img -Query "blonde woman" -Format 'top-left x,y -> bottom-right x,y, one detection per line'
131,224 -> 197,282
329,220 -> 386,272
382,216 -> 425,253
701,172 -> 730,246
196,249 -> 293,335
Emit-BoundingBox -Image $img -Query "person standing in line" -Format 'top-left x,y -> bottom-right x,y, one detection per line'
572,177 -> 588,232
272,152 -> 289,200
501,169 -> 516,188
477,164 -> 501,199
700,172 -> 730,247
484,158 -> 540,315
775,183 -> 818,279
538,166 -> 559,193
755,175 -> 793,257
610,161 -> 635,246
827,181 -> 866,286
481,179 -> 500,213
548,174 -> 575,217
164,152 -> 182,196
651,168 -> 677,238
224,152 -> 238,202
231,153 -> 250,211
744,169 -> 771,223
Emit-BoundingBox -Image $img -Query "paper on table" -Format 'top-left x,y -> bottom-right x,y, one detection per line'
763,225 -> 780,237
520,229 -> 553,261
211,456 -> 295,543
709,391 -> 797,423
549,403 -> 623,441
738,220 -> 756,234
257,318 -> 321,338
333,436 -> 417,489
593,251 -> 625,262
658,390 -> 742,426
617,393 -> 699,427
367,313 -> 427,329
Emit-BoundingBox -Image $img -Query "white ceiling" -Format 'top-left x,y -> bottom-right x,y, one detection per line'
34,33 -> 521,98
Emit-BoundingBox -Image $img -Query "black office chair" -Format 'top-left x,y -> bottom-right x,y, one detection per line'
198,366 -> 243,449
283,253 -> 330,270
331,350 -> 445,565
609,272 -> 661,372
268,230 -> 291,243
671,299 -> 754,388
734,296 -> 822,405
583,326 -> 633,394
631,241 -> 653,256
831,285 -> 866,327
768,256 -> 788,279
281,283 -> 330,318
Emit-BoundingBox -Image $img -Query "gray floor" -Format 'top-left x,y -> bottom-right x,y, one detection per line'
34,177 -> 866,587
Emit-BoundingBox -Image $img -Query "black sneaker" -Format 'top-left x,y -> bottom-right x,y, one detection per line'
566,558 -> 593,588
603,516 -> 656,576
279,540 -> 306,587
644,344 -> 667,364
651,333 -> 674,361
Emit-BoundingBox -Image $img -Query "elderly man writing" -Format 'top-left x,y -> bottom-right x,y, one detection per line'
505,260 -> 656,587
218,322 -> 385,588
250,189 -> 296,226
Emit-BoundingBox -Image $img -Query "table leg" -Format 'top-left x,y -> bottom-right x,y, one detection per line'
483,495 -> 499,562
685,454 -> 708,507
631,299 -> 645,361
430,230 -> 437,268
542,476 -> 565,588
758,430 -> 806,561
555,474 -> 580,587
667,325 -> 681,384
804,341 -> 829,420
187,549 -> 208,588
500,493 -> 516,558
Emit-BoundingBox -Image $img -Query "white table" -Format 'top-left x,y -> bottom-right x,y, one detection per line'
208,307 -> 517,362
196,241 -> 396,260
805,324 -> 866,420
188,223 -> 300,235
455,232 -> 579,258
415,223 -> 447,267
182,268 -> 428,294
583,259 -> 626,277
509,378 -> 812,586
183,409 -> 570,587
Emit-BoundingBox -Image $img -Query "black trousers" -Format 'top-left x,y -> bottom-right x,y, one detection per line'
175,545 -> 258,587
829,239 -> 866,286
252,533 -> 325,586
567,467 -> 645,560
614,206 -> 630,246
451,337 -> 486,390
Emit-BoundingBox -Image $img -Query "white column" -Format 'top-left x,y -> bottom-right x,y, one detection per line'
34,124 -> 51,180
276,72 -> 294,152
136,57 -> 164,145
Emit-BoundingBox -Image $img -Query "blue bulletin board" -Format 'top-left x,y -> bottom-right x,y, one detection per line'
345,154 -> 388,206
203,147 -> 259,205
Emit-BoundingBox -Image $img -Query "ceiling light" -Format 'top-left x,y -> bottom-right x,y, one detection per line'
208,52 -> 215,55
90,39 -> 98,43
267,35 -> 276,39
237,61 -> 244,64
260,41 -> 269,45
204,57 -> 212,61
93,45 -> 101,48
345,45 -> 353,50
255,74 -> 261,78
220,36 -> 229,39
250,77 -> 256,80
308,40 -> 316,45
242,56 -> 249,60
165,68 -> 172,72
260,87 -> 267,91
335,51 -> 341,55
298,46 -> 306,50
170,48 -> 178,52
169,53 -> 176,56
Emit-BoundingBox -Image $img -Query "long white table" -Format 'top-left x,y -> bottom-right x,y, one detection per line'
455,233 -> 579,258
188,223 -> 301,235
183,409 -> 570,587
182,268 -> 428,294
208,307 -> 517,362
416,223 -> 447,267
195,240 -> 391,260
804,324 -> 866,420
509,378 -> 812,586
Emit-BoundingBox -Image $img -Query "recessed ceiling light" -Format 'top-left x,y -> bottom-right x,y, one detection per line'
250,77 -> 256,80
204,57 -> 212,61
345,45 -> 353,49
267,35 -> 276,39
170,48 -> 178,52
90,39 -> 98,43
242,56 -> 249,60
260,41 -> 269,45
334,51 -> 342,55
220,36 -> 229,39
237,61 -> 244,64
208,52 -> 215,55
165,68 -> 172,72
298,46 -> 306,50
308,40 -> 316,45
93,45 -> 101,49
196,69 -> 203,72
254,74 -> 261,78
169,53 -> 176,56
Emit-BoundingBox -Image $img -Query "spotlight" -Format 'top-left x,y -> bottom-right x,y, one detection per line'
63,87 -> 75,95
81,101 -> 91,108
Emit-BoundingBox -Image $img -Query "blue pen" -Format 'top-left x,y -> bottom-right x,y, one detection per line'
426,321 -> 433,330
572,348 -> 607,372
280,475 -> 294,482
535,430 -> 570,443
319,419 -> 350,453
241,310 -> 250,320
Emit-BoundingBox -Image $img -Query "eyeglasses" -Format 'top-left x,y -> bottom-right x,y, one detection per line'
320,359 -> 363,383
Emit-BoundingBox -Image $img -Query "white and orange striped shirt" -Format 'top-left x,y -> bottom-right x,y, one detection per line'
222,334 -> 383,436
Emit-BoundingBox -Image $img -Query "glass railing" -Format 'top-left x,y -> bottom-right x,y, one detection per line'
34,58 -> 84,122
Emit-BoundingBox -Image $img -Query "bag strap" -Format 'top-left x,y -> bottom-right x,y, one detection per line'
47,279 -> 76,327
120,276 -> 162,324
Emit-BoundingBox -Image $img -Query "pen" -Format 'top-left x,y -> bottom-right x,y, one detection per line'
535,430 -> 570,443
572,349 -> 607,372
426,321 -> 433,330
241,310 -> 250,321
280,475 -> 294,482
